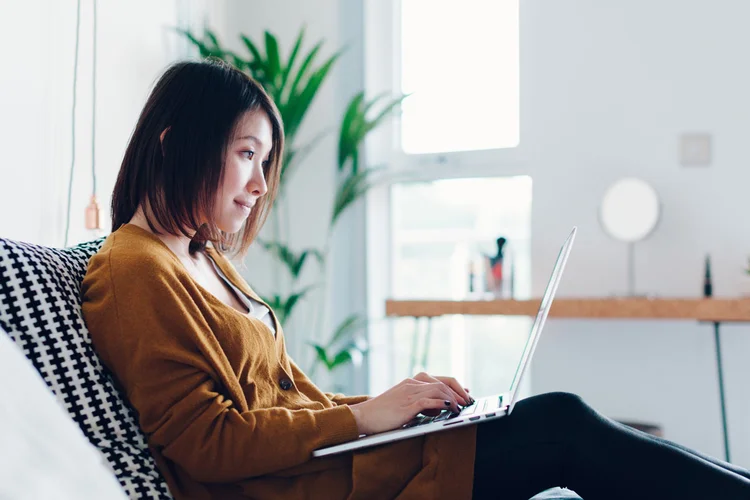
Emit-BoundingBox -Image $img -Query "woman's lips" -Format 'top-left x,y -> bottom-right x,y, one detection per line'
235,200 -> 253,213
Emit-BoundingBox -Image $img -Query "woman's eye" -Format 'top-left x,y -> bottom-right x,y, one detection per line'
242,150 -> 255,159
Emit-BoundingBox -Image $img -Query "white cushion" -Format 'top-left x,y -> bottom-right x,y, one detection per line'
0,328 -> 127,499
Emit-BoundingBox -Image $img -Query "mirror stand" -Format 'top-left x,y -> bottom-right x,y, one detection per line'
627,241 -> 635,296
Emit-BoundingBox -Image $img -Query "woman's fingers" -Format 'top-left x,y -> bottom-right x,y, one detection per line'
414,372 -> 471,406
410,397 -> 455,415
436,376 -> 473,405
421,408 -> 442,417
412,372 -> 434,384
412,373 -> 460,403
410,382 -> 460,412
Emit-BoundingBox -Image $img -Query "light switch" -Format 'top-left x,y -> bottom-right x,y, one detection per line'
680,133 -> 711,166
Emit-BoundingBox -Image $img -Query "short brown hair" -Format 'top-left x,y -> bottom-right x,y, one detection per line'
111,59 -> 284,258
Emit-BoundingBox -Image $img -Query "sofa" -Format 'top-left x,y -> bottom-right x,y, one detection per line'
0,235 -> 582,499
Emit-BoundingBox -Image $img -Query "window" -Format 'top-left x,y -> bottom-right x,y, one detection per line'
385,176 -> 532,397
363,0 -> 527,397
391,177 -> 531,300
400,0 -> 520,154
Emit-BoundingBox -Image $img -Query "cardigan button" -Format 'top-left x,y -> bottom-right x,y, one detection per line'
279,378 -> 293,390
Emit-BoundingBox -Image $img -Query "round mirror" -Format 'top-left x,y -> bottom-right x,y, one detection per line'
599,178 -> 660,242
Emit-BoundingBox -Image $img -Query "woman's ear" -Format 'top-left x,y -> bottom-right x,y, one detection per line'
159,127 -> 171,156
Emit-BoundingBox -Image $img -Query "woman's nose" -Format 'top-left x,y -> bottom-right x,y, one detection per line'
248,165 -> 268,196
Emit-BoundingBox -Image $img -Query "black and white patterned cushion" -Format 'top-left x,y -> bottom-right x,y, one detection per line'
0,236 -> 172,499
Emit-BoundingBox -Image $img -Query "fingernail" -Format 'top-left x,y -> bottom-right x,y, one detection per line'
444,400 -> 451,407
465,388 -> 471,393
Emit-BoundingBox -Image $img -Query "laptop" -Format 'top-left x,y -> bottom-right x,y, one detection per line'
312,227 -> 577,458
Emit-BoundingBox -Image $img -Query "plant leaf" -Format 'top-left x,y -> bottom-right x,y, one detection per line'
279,286 -> 314,324
361,92 -> 390,116
204,28 -> 222,50
240,34 -> 269,84
259,294 -> 282,311
329,348 -> 353,370
286,41 -> 322,105
175,28 -> 211,57
310,343 -> 332,369
259,286 -> 314,326
280,128 -> 331,188
224,50 -> 249,72
175,28 -> 257,72
258,240 -> 295,275
337,93 -> 408,174
329,343 -> 368,370
264,31 -> 282,93
331,168 -> 381,227
328,314 -> 367,349
364,94 -> 410,137
177,28 -> 226,59
257,240 -> 323,279
281,27 -> 305,94
285,50 -> 340,141
338,92 -> 367,171
241,34 -> 263,63
309,319 -> 370,374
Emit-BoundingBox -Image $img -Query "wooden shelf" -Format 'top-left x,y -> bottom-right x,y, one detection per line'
385,298 -> 750,322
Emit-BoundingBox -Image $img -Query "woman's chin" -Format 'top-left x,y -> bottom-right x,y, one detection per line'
215,218 -> 246,235
228,223 -> 245,234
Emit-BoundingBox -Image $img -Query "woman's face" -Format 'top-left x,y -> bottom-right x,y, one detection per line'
214,109 -> 273,234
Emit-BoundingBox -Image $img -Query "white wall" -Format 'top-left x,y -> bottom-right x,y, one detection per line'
524,0 -> 750,468
0,0 -> 55,244
0,0 -> 221,247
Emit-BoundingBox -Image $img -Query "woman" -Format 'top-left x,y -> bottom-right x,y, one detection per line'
82,59 -> 750,500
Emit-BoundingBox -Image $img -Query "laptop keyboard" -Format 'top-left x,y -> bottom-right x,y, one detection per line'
402,410 -> 460,428
402,396 -> 503,429
402,400 -> 478,428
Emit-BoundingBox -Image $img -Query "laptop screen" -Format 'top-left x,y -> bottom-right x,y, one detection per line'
505,227 -> 577,413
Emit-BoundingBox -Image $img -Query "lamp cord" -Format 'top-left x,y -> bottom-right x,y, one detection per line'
63,0 -> 82,248
91,0 -> 97,199
63,0 -> 97,247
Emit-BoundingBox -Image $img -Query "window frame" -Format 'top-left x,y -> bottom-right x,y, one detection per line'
363,0 -> 529,395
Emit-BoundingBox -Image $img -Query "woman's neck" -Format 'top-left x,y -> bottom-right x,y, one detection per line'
126,207 -> 198,262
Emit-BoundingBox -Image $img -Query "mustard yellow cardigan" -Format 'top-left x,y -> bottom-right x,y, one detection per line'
82,224 -> 476,499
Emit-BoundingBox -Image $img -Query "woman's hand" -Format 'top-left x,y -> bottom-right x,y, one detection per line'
348,372 -> 474,436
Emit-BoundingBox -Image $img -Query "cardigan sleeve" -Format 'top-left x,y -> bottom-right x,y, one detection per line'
325,393 -> 372,406
286,359 -> 371,406
81,243 -> 360,483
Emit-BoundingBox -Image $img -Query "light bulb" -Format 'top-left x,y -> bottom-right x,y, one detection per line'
85,195 -> 101,230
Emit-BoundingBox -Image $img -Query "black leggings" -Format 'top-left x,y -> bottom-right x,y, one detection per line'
472,392 -> 750,500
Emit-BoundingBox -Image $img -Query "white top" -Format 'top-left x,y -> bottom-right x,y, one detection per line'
206,255 -> 276,336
